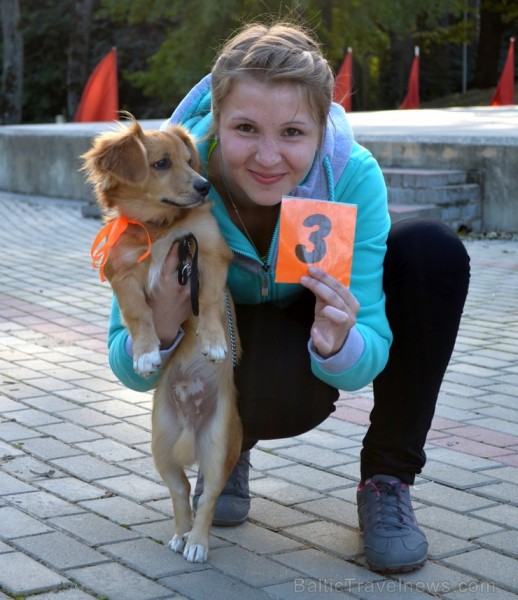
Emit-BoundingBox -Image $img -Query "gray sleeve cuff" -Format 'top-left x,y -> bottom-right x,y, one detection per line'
125,328 -> 185,361
308,326 -> 365,374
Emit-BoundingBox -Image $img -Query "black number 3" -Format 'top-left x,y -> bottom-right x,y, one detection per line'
295,213 -> 332,264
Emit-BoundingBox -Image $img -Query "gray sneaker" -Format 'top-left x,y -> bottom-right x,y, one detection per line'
357,474 -> 428,573
193,450 -> 251,526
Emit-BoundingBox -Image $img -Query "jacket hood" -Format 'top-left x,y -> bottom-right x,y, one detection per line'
162,74 -> 355,201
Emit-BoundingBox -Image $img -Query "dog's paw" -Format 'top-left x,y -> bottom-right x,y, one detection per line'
184,542 -> 208,563
168,534 -> 187,554
200,340 -> 228,363
133,349 -> 161,377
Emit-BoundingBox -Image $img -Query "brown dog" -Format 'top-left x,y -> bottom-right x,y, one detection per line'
82,118 -> 242,563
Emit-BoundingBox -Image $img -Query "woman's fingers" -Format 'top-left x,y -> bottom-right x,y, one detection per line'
320,305 -> 350,324
300,266 -> 360,357
301,266 -> 359,315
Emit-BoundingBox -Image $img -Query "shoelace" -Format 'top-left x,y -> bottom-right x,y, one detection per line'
366,480 -> 414,530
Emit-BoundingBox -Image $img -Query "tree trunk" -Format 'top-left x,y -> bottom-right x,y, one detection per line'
378,32 -> 413,109
66,0 -> 94,120
472,1 -> 507,88
1,0 -> 24,124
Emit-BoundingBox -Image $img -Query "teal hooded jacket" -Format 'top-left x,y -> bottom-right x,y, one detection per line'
107,75 -> 392,393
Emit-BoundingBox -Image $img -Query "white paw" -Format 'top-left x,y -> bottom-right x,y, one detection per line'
184,542 -> 208,563
168,534 -> 186,554
200,341 -> 227,363
134,349 -> 161,377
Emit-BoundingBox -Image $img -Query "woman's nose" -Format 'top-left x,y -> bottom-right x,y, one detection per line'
255,137 -> 280,166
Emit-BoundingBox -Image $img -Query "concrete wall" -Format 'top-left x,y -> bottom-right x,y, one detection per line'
356,137 -> 518,232
0,108 -> 517,231
348,107 -> 518,232
0,120 -> 163,203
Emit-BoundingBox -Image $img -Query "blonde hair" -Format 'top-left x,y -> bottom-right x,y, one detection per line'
211,22 -> 334,143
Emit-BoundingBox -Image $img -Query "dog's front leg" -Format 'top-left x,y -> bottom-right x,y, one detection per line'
111,275 -> 161,377
196,251 -> 230,363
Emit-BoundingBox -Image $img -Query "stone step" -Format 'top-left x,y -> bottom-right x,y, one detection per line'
388,203 -> 441,224
382,166 -> 481,231
382,168 -> 468,188
387,183 -> 481,206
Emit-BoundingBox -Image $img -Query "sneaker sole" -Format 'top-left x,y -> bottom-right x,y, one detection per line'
193,506 -> 250,527
359,524 -> 427,574
211,515 -> 248,527
366,558 -> 427,574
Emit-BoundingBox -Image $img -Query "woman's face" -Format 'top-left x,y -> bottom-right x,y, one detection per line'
217,78 -> 320,208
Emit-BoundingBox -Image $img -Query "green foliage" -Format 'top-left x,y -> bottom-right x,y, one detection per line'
3,0 -> 515,122
102,0 -> 329,111
98,0 -> 170,24
108,0 -> 474,111
119,0 -> 239,109
20,0 -> 76,121
484,0 -> 518,23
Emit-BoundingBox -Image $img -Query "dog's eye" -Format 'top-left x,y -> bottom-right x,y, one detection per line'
153,158 -> 171,170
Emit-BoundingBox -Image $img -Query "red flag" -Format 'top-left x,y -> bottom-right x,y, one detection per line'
400,46 -> 420,109
490,37 -> 515,106
75,48 -> 119,122
334,47 -> 353,112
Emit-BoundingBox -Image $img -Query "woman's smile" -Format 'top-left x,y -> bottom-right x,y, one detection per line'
248,170 -> 285,186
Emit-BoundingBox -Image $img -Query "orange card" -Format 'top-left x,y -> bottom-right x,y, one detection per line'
276,197 -> 357,287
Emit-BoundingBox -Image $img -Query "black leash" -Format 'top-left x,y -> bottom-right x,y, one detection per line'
177,234 -> 199,316
177,234 -> 238,366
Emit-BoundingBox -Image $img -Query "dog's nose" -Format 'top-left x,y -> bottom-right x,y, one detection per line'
194,179 -> 211,197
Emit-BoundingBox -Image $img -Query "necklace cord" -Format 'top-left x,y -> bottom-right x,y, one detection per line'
217,152 -> 274,297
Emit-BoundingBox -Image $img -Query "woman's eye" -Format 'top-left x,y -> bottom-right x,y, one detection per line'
284,128 -> 301,137
237,123 -> 254,133
152,157 -> 171,170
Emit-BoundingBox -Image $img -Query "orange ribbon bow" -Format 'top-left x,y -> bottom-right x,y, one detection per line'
90,215 -> 152,282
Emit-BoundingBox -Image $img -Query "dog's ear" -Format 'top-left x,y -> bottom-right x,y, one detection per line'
82,121 -> 149,186
169,125 -> 201,173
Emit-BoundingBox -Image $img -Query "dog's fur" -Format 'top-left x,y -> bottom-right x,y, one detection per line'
82,119 -> 242,563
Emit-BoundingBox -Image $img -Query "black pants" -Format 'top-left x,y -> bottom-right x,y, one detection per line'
234,219 -> 470,484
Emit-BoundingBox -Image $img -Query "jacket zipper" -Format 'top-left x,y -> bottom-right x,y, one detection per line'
231,217 -> 280,299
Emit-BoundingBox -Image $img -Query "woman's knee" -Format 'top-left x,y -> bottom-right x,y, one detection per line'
386,218 -> 470,280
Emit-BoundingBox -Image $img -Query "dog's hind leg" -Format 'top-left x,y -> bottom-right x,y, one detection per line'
183,461 -> 226,563
159,465 -> 193,554
152,399 -> 194,555
185,423 -> 242,563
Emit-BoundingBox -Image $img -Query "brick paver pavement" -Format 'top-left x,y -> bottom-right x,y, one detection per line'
1,191 -> 517,599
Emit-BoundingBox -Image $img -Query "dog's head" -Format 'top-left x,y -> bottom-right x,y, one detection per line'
81,117 -> 211,223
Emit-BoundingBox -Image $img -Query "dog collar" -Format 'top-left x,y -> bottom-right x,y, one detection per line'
91,215 -> 151,282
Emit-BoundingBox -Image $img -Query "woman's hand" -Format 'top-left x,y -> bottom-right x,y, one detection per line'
300,266 -> 360,358
147,242 -> 193,348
